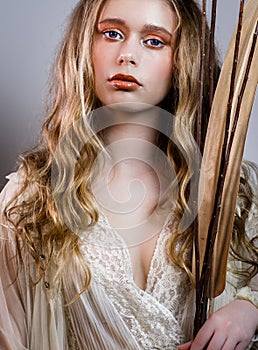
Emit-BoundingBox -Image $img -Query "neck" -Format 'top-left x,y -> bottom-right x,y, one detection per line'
91,104 -> 173,214
107,123 -> 158,158
98,103 -> 163,172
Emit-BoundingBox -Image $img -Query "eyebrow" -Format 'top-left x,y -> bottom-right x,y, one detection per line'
98,18 -> 173,37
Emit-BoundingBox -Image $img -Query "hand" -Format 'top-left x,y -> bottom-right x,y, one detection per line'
178,300 -> 258,350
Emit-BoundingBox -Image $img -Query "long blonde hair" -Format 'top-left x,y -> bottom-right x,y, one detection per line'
4,0 -> 255,293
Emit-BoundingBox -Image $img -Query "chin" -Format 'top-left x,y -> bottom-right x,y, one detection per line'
104,101 -> 157,114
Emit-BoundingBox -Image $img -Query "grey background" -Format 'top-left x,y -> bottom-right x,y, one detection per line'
0,0 -> 257,190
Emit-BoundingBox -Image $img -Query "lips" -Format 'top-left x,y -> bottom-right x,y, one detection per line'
108,74 -> 142,90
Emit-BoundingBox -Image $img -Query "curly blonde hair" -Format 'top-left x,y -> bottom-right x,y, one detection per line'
4,0 -> 256,295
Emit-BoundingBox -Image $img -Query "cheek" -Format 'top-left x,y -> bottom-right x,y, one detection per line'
92,43 -> 114,84
149,61 -> 173,103
148,55 -> 173,103
92,41 -> 106,77
92,48 -> 100,78
157,56 -> 173,84
146,53 -> 173,93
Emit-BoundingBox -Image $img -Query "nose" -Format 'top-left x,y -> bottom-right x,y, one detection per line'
116,37 -> 138,66
117,53 -> 137,66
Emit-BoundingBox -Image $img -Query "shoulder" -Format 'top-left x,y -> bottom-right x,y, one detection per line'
240,160 -> 258,240
0,169 -> 26,212
0,172 -> 22,255
238,160 -> 258,212
0,167 -> 30,239
241,160 -> 258,192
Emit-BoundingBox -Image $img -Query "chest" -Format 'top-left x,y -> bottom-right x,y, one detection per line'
103,200 -> 172,289
80,213 -> 191,349
93,168 -> 170,290
81,211 -> 191,315
128,232 -> 159,290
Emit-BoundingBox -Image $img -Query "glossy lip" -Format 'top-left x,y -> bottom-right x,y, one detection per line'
108,74 -> 142,90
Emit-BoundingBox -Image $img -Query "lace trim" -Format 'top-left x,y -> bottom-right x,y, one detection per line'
80,212 -> 191,348
235,286 -> 258,308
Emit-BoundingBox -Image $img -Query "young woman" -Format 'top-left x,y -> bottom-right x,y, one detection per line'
0,0 -> 257,349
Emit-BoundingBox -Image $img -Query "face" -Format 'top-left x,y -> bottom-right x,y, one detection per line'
92,0 -> 177,107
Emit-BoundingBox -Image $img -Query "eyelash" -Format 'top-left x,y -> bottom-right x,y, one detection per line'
143,38 -> 165,48
102,30 -> 123,40
101,30 -> 166,48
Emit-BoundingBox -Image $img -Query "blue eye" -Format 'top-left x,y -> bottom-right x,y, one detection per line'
103,30 -> 123,40
144,38 -> 165,48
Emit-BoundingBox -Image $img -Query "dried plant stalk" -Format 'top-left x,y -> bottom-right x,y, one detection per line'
201,17 -> 257,302
193,0 -> 207,335
194,0 -> 220,334
209,15 -> 258,296
199,0 -> 245,294
197,0 -> 207,148
197,0 -> 258,303
209,0 -> 218,109
194,0 -> 258,337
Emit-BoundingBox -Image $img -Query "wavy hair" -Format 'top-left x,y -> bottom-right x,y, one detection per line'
3,0 -> 256,295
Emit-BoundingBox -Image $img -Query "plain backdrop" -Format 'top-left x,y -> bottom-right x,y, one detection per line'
0,0 -> 257,190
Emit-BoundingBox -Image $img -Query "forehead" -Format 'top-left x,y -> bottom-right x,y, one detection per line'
98,0 -> 177,32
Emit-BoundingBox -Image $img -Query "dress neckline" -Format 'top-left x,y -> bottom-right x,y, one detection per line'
98,210 -> 173,292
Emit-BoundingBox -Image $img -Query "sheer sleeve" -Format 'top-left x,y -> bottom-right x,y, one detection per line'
238,161 -> 258,307
235,198 -> 258,308
0,173 -> 68,350
0,173 -> 140,350
213,161 -> 258,346
236,187 -> 258,345
0,173 -> 31,349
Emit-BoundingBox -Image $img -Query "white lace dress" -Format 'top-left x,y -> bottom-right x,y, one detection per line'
0,172 -> 257,349
76,212 -> 192,349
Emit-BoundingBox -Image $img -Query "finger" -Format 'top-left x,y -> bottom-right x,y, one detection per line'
220,339 -> 238,350
178,341 -> 192,350
234,342 -> 248,350
205,333 -> 226,350
223,339 -> 248,350
190,321 -> 215,350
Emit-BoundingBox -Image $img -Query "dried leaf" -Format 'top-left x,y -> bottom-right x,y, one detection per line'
197,0 -> 258,297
